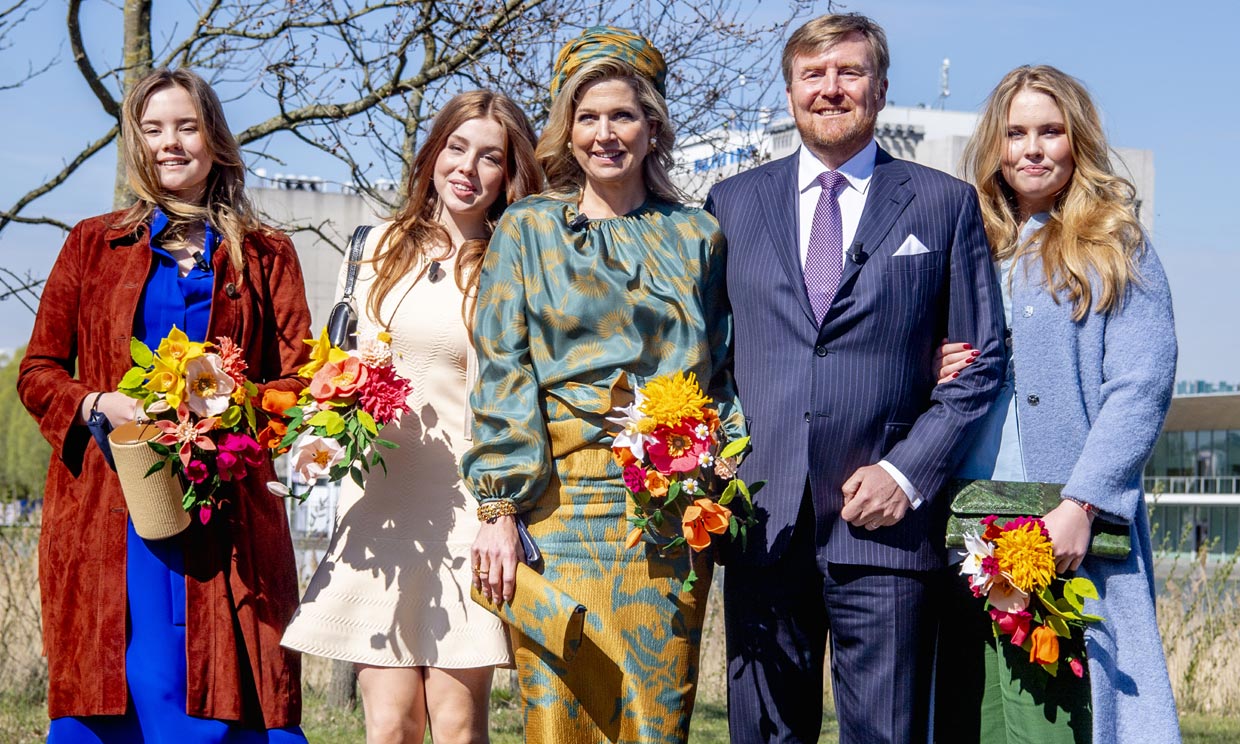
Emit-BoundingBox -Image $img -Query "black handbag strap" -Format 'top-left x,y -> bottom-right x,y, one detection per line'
339,225 -> 373,302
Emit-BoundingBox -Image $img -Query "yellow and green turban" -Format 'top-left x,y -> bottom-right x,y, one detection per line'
550,26 -> 668,98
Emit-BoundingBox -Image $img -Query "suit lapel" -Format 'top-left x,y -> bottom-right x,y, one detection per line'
840,149 -> 913,289
755,154 -> 815,325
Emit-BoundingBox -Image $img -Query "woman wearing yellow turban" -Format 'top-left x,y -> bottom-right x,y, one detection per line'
461,26 -> 743,743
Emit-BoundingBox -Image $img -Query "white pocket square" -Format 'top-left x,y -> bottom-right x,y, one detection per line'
892,234 -> 930,256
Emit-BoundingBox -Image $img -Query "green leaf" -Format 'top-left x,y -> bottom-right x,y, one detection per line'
1043,659 -> 1059,677
728,515 -> 739,538
349,466 -> 365,489
130,338 -> 154,367
143,460 -> 167,478
666,536 -> 686,549
681,568 -> 698,594
357,410 -> 378,435
182,483 -> 197,510
1067,577 -> 1099,601
219,406 -> 242,429
747,479 -> 766,497
373,438 -> 398,449
119,366 -> 148,391
1062,583 -> 1085,613
719,436 -> 751,460
668,480 -> 682,503
651,510 -> 664,527
738,479 -> 751,503
719,479 -> 738,506
1047,615 -> 1071,638
308,410 -> 346,436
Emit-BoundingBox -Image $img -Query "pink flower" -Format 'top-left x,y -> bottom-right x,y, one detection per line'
184,354 -> 236,417
623,465 -> 647,493
358,362 -> 412,424
987,580 -> 1031,614
216,433 -> 263,481
309,355 -> 368,401
153,405 -> 219,470
198,505 -> 213,525
646,423 -> 711,475
1069,657 -> 1085,678
989,608 -> 1033,647
185,459 -> 210,484
214,337 -> 248,389
291,433 -> 345,482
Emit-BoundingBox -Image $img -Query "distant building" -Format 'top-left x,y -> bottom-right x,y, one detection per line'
1176,379 -> 1239,396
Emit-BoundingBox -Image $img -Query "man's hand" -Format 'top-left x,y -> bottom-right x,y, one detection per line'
840,465 -> 910,530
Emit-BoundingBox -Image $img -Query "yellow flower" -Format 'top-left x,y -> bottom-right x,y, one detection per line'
156,326 -> 205,373
144,355 -> 187,409
639,371 -> 712,429
994,519 -> 1057,593
299,328 -> 349,378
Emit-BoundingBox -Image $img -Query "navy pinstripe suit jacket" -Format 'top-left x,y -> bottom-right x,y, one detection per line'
705,148 -> 1005,570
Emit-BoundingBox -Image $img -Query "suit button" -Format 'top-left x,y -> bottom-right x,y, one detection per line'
804,412 -> 811,423
1027,394 -> 1040,406
814,345 -> 827,357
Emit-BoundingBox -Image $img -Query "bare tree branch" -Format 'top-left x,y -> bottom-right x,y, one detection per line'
67,0 -> 121,118
0,125 -> 119,235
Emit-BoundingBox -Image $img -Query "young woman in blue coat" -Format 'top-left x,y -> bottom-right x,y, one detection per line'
935,65 -> 1180,743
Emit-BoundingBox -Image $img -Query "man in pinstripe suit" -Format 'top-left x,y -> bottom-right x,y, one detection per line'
704,13 -> 1005,744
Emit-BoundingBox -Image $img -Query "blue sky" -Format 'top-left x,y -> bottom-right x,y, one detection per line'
1,0 -> 1236,382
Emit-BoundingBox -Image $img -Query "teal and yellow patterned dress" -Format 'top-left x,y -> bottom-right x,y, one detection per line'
461,192 -> 742,743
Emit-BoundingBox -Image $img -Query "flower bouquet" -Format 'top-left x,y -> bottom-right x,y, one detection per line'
114,326 -> 264,533
959,515 -> 1103,677
607,371 -> 759,592
264,328 -> 410,494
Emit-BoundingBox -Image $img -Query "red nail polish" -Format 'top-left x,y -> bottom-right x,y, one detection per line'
971,350 -> 980,356
962,344 -> 972,350
951,372 -> 959,378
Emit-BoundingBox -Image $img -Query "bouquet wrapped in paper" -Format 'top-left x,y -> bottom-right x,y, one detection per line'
264,328 -> 411,494
115,326 -> 265,529
959,515 -> 1103,678
608,371 -> 759,592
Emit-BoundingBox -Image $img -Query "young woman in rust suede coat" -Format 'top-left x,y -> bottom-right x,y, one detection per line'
17,69 -> 310,740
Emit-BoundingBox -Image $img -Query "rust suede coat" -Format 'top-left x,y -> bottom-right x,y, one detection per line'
17,211 -> 311,727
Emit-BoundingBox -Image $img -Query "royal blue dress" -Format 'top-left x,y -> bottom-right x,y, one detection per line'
48,210 -> 306,743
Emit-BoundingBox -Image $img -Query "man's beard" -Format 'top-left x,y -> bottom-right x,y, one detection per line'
796,106 -> 879,161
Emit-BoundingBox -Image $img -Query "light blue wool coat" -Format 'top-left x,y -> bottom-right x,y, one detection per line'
1009,238 -> 1181,744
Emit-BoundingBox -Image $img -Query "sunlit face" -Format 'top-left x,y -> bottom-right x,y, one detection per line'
786,32 -> 887,166
1001,89 -> 1075,218
432,117 -> 509,221
140,85 -> 214,203
570,78 -> 655,192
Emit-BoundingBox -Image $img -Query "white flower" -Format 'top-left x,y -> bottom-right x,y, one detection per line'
697,452 -> 715,469
291,433 -> 345,482
683,478 -> 699,495
357,332 -> 393,367
266,481 -> 291,497
694,423 -> 711,440
184,353 -> 235,417
959,532 -> 996,595
606,388 -> 652,461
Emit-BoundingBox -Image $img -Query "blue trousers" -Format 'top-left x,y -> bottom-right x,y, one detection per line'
47,521 -> 306,744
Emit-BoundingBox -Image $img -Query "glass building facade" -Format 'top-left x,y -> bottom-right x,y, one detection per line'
1144,428 -> 1240,555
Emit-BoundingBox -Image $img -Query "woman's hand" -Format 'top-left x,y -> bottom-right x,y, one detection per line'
78,392 -> 142,428
935,339 -> 980,383
1043,500 -> 1095,574
471,514 -> 525,605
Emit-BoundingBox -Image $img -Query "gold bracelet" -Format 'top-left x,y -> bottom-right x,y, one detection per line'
477,500 -> 517,523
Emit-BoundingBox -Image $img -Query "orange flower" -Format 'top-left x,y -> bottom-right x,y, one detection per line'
625,527 -> 644,550
613,447 -> 637,468
681,498 -> 732,551
258,419 -> 289,453
261,389 -> 299,416
1029,625 -> 1060,666
645,471 -> 669,498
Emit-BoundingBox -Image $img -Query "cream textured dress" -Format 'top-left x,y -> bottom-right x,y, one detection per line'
282,223 -> 511,668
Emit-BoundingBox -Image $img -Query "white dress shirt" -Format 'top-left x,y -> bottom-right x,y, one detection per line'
796,141 -> 923,510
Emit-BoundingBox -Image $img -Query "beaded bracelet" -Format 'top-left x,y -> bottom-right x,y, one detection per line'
477,500 -> 517,523
1063,496 -> 1097,517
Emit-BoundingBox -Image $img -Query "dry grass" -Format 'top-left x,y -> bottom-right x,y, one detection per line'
1157,547 -> 1240,715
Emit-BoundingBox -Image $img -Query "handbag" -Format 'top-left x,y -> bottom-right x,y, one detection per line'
470,521 -> 587,663
945,479 -> 1130,560
324,225 -> 373,350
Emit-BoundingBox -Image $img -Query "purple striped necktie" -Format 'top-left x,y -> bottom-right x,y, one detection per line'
804,170 -> 848,325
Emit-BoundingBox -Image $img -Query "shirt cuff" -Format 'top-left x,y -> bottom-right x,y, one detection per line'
878,460 -> 923,509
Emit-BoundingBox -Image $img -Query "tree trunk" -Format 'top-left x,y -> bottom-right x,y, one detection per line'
113,0 -> 153,209
327,659 -> 358,710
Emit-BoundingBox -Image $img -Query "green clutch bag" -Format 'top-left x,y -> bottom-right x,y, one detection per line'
471,562 -> 588,663
945,479 -> 1130,560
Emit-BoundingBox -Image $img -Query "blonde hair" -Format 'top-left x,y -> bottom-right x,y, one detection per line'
365,90 -> 541,329
118,68 -> 262,279
536,57 -> 683,204
781,13 -> 890,86
964,65 -> 1145,321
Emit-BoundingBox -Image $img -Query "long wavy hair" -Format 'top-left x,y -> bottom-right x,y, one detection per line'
964,65 -> 1145,321
118,68 -> 261,279
365,89 -> 541,328
536,57 -> 683,204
